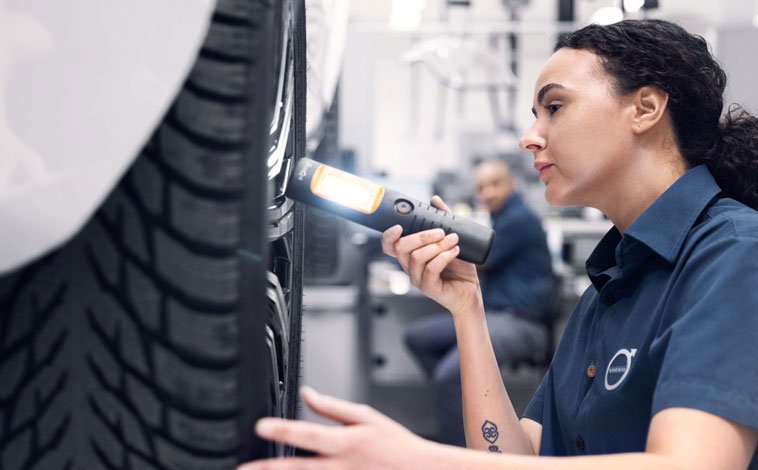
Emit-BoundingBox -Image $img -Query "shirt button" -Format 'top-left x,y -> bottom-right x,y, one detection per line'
603,293 -> 615,305
575,437 -> 585,451
587,365 -> 596,378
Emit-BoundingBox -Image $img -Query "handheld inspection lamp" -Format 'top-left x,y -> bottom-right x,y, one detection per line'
286,158 -> 495,265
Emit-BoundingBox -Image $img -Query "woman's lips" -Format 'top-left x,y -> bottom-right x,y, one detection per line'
534,161 -> 554,177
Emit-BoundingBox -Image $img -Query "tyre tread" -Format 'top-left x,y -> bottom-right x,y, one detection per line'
0,1 -> 305,468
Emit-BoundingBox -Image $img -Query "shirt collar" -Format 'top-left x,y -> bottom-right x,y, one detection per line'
585,165 -> 721,291
624,165 -> 721,264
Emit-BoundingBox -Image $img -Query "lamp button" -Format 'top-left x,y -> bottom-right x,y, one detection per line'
394,199 -> 413,215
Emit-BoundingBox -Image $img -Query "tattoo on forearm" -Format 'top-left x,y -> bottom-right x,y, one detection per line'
481,420 -> 502,453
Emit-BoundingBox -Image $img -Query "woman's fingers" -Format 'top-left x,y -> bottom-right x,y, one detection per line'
430,195 -> 452,213
380,225 -> 403,258
419,245 -> 460,291
380,196 -> 450,262
393,228 -> 446,272
254,418 -> 344,456
237,457 -> 332,470
381,196 -> 454,283
300,387 -> 389,427
407,233 -> 459,286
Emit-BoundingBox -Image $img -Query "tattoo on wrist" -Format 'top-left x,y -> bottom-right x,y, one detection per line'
482,420 -> 502,453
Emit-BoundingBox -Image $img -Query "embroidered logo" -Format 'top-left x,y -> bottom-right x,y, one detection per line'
604,348 -> 637,391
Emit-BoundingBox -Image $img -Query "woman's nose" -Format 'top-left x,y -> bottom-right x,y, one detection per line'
519,123 -> 546,153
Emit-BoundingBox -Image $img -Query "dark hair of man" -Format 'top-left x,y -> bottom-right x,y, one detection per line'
556,19 -> 758,210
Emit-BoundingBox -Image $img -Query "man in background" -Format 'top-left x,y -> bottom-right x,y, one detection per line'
405,159 -> 554,447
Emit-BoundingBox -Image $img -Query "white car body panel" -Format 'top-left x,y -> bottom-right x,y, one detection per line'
0,0 -> 216,274
305,0 -> 350,148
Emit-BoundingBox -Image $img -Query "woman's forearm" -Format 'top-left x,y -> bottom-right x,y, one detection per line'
453,303 -> 535,455
429,446 -> 689,470
428,407 -> 756,470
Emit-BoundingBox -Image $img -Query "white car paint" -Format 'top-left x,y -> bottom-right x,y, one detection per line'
0,0 -> 216,274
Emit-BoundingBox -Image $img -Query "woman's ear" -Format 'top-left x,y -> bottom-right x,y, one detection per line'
632,86 -> 669,135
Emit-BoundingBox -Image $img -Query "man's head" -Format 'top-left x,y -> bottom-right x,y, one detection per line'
474,160 -> 515,213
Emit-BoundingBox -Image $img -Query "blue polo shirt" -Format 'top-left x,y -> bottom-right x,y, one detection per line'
481,192 -> 553,319
523,165 -> 758,465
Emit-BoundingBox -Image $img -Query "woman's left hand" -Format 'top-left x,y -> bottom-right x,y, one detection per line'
380,196 -> 483,319
238,387 -> 438,470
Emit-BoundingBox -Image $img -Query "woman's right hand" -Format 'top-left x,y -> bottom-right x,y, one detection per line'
380,196 -> 483,318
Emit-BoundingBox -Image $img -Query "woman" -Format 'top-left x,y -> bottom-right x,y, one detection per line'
241,19 -> 758,469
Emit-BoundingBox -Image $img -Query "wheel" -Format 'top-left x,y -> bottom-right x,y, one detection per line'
0,0 -> 306,468
264,0 -> 307,456
304,91 -> 343,284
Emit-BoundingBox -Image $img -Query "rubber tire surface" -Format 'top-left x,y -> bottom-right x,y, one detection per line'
304,91 -> 342,283
0,0 -> 305,468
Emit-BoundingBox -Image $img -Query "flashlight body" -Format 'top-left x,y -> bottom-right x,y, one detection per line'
286,158 -> 495,265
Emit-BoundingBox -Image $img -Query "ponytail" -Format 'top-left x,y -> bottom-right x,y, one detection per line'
701,105 -> 758,210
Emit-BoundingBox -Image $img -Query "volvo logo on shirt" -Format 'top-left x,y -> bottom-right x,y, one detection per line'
604,348 -> 637,391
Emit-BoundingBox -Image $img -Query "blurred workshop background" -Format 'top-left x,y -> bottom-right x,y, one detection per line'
298,0 -> 758,441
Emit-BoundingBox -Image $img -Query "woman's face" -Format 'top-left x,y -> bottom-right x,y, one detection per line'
520,48 -> 635,208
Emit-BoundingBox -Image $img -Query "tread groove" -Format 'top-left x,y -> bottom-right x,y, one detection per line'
87,363 -> 158,458
146,146 -> 244,201
163,109 -> 249,156
0,329 -> 67,411
122,172 -> 238,256
92,216 -> 239,313
90,434 -> 126,470
86,308 -> 237,421
89,386 -> 237,459
23,415 -> 70,470
88,248 -> 237,370
211,11 -> 257,28
198,47 -> 253,65
0,283 -> 66,365
1,371 -> 67,453
185,78 -> 248,103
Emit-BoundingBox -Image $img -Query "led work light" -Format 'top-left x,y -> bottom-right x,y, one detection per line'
286,158 -> 495,265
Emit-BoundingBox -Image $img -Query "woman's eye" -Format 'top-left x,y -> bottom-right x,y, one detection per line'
547,104 -> 561,115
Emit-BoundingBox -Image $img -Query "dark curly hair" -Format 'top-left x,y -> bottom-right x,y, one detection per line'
556,19 -> 758,210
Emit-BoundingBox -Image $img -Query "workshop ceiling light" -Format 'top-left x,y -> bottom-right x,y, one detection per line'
623,0 -> 645,13
390,0 -> 427,31
589,6 -> 624,25
621,0 -> 660,13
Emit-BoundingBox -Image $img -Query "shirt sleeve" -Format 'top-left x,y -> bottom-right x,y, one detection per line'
522,367 -> 551,423
650,235 -> 758,430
